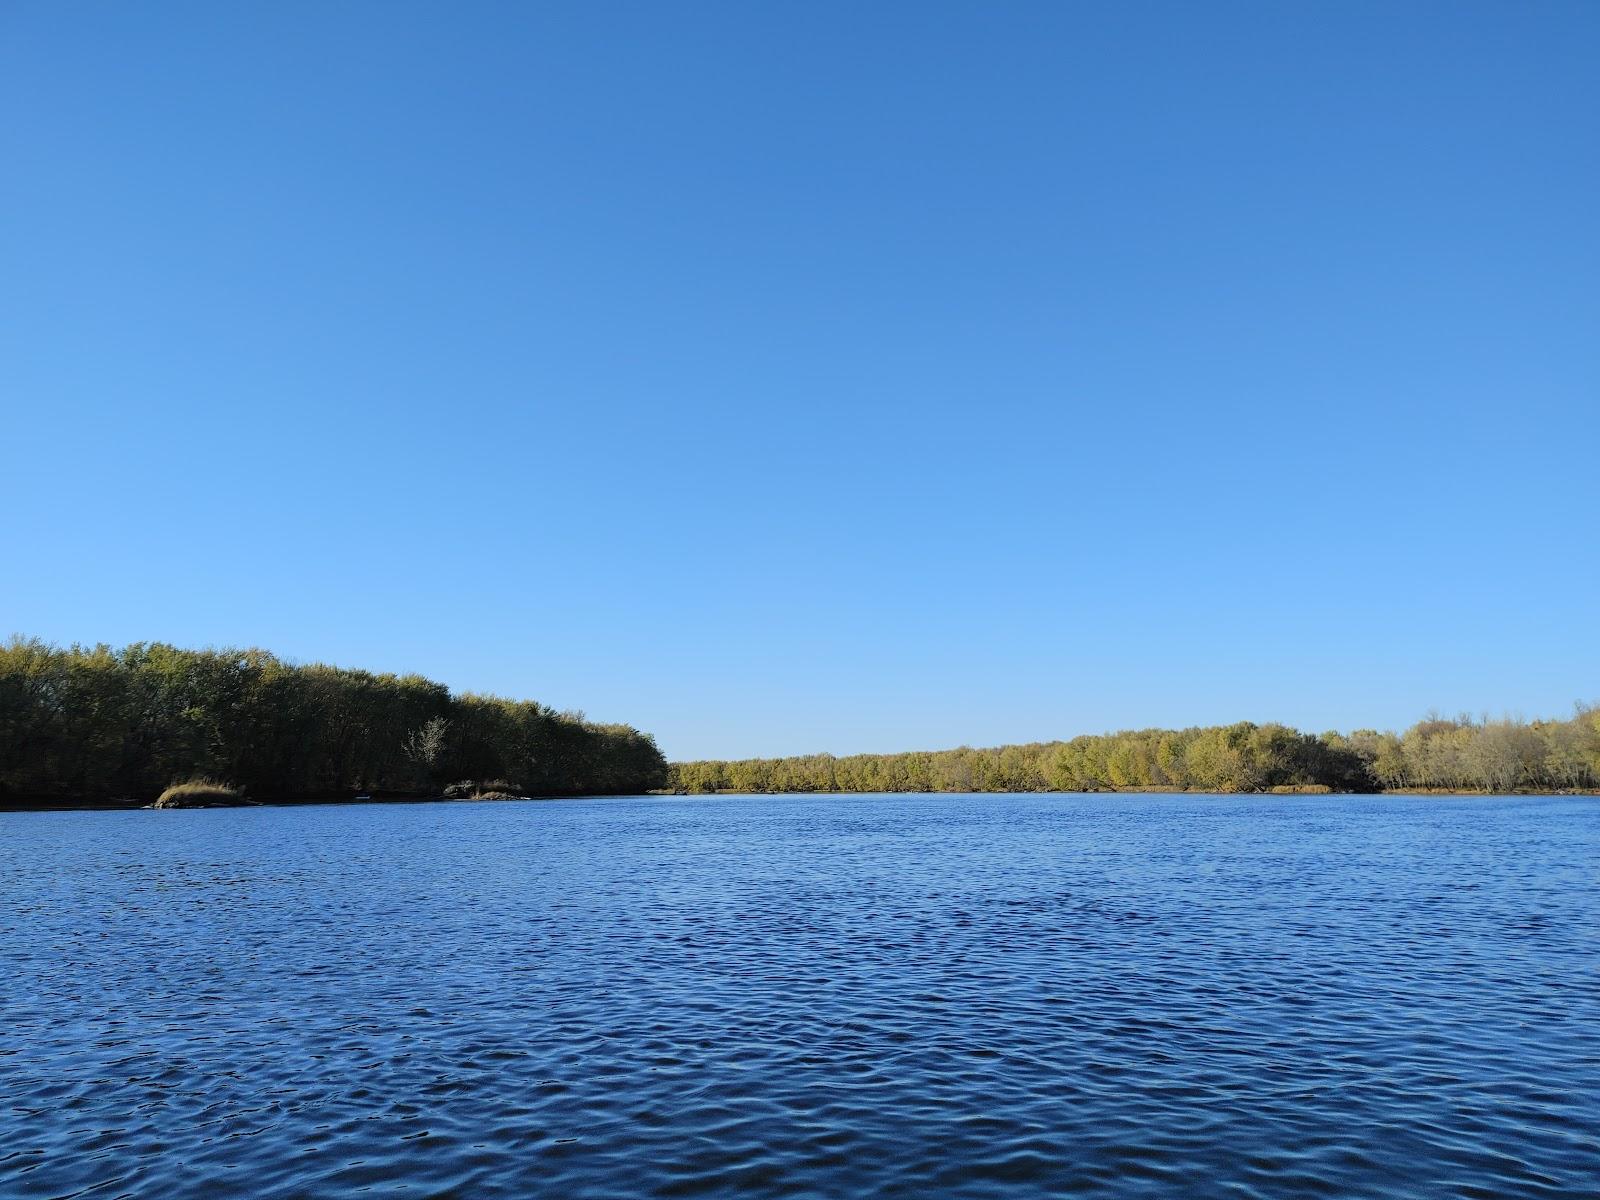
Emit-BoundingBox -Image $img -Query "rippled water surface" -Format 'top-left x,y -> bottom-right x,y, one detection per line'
4,794 -> 1597,1198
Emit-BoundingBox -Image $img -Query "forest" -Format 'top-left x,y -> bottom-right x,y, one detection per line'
5,635 -> 1595,806
0,638 -> 668,806
669,709 -> 1600,796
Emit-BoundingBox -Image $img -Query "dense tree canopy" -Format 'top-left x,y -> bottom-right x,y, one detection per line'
0,638 -> 668,805
670,711 -> 1600,796
6,635 -> 1594,805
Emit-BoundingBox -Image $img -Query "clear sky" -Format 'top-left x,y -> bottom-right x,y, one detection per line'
3,2 -> 1597,761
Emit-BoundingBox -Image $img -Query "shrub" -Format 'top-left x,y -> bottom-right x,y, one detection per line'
154,779 -> 242,808
442,779 -> 523,800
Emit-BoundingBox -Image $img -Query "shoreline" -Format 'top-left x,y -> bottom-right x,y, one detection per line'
6,786 -> 1599,812
0,792 -> 598,813
660,786 -> 1600,798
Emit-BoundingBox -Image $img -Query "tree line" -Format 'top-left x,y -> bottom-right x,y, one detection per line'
669,709 -> 1600,795
0,638 -> 668,805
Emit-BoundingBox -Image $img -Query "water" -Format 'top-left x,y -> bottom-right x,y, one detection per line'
3,793 -> 1596,1198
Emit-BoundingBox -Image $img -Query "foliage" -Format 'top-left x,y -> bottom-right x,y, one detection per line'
670,709 -> 1600,795
0,637 -> 668,804
403,716 -> 451,785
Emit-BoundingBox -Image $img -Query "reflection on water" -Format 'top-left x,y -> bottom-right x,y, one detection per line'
3,793 -> 1597,1198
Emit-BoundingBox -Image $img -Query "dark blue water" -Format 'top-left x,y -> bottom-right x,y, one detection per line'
3,794 -> 1596,1198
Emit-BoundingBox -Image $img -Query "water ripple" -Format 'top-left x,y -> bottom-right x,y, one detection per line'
2,793 -> 1597,1197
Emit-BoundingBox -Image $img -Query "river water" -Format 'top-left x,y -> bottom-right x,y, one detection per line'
3,793 -> 1596,1198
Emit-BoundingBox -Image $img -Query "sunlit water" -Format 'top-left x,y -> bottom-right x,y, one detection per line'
3,793 -> 1596,1198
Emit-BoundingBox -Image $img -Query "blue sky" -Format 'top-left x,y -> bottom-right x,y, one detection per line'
3,2 -> 1597,760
